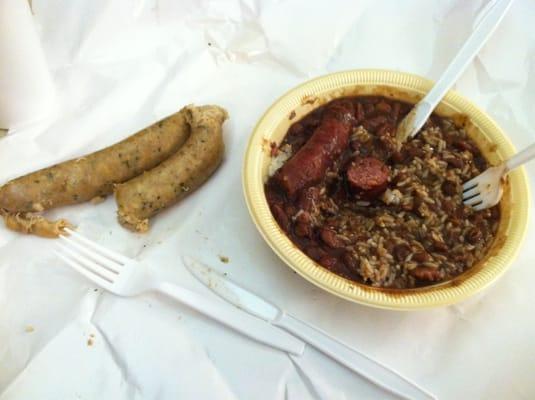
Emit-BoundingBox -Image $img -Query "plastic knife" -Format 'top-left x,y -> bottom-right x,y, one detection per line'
396,0 -> 514,142
182,256 -> 436,400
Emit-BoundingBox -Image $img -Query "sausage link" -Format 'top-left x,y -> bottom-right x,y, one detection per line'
0,109 -> 191,213
115,105 -> 227,232
275,102 -> 353,197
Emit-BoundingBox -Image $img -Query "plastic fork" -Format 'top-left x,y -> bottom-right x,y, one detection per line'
396,0 -> 513,142
462,142 -> 535,210
53,228 -> 305,356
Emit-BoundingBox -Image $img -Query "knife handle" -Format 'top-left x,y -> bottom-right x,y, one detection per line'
405,0 -> 513,139
157,283 -> 305,356
275,313 -> 435,400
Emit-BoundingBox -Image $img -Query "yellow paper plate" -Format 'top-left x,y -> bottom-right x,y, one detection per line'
243,69 -> 530,310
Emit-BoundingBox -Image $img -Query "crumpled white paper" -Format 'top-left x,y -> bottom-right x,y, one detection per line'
0,0 -> 56,130
1,1 -> 535,399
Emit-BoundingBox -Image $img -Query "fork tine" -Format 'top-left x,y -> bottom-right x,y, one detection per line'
472,202 -> 488,211
462,186 -> 479,200
59,235 -> 121,273
64,228 -> 130,265
54,250 -> 112,289
462,177 -> 479,191
464,195 -> 483,206
56,242 -> 117,282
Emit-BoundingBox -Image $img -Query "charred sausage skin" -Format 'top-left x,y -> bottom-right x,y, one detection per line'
274,101 -> 353,197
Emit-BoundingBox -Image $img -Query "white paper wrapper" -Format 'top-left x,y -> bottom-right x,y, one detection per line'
1,1 -> 535,399
0,0 -> 57,131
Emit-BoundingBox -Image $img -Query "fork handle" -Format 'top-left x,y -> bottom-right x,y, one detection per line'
157,282 -> 305,356
505,142 -> 535,172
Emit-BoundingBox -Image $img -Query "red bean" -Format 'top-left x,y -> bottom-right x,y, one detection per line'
363,115 -> 388,131
454,139 -> 477,153
305,245 -> 326,261
364,103 -> 375,115
441,180 -> 458,196
319,255 -> 338,269
433,241 -> 448,253
393,243 -> 411,262
320,228 -> 344,248
271,204 -> 289,229
466,227 -> 483,244
342,252 -> 360,272
375,101 -> 392,114
410,267 -> 441,281
445,156 -> 464,169
412,251 -> 430,263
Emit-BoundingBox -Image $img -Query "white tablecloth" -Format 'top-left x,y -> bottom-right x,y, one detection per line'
1,1 -> 534,399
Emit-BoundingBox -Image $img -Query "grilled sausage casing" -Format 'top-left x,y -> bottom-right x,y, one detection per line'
275,102 -> 353,197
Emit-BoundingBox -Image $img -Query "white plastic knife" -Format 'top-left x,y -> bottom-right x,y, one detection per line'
182,256 -> 436,400
396,0 -> 514,142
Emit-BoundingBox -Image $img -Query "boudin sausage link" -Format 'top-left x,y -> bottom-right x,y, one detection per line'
275,101 -> 353,197
115,105 -> 228,232
0,109 -> 191,214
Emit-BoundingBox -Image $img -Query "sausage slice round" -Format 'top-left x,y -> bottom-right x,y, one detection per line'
347,157 -> 390,198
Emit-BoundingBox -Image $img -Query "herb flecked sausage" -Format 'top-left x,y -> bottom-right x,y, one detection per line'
0,109 -> 191,236
115,105 -> 227,232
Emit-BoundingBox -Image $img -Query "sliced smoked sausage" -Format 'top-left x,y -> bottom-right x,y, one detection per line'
347,157 -> 390,198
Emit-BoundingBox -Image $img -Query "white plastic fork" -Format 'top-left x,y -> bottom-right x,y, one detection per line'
53,228 -> 305,356
462,142 -> 535,210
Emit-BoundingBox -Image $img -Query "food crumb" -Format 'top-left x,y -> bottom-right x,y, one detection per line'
87,338 -> 94,346
270,141 -> 279,157
289,110 -> 296,120
218,255 -> 229,264
301,95 -> 318,105
25,325 -> 35,333
208,42 -> 212,46
262,138 -> 271,153
90,196 -> 106,205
